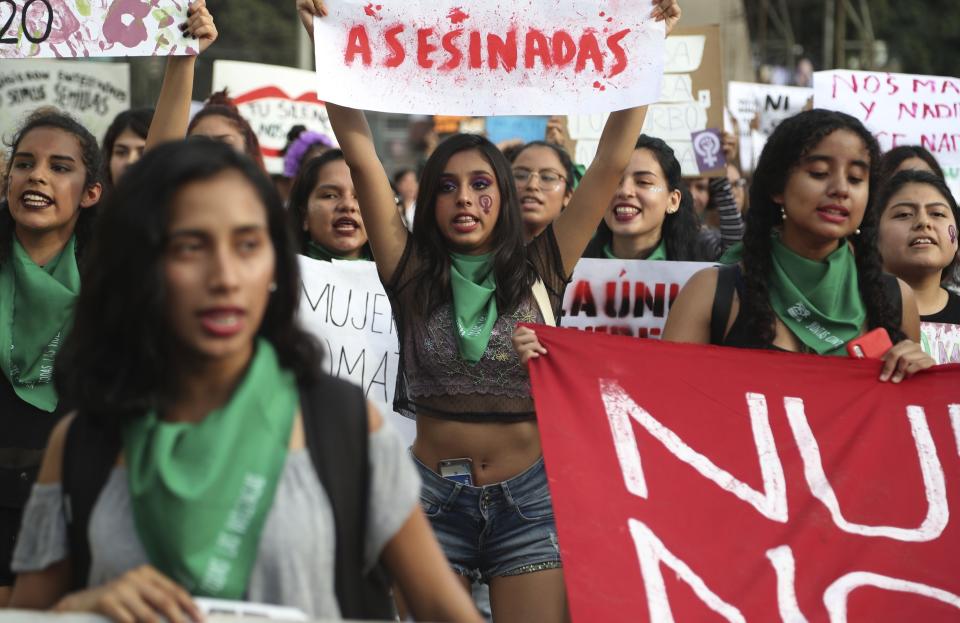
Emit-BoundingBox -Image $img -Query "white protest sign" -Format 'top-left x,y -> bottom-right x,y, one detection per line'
727,81 -> 813,173
312,0 -> 665,115
561,258 -> 712,338
0,1 -> 195,59
0,59 -> 129,144
921,322 -> 960,365
814,70 -> 960,199
297,256 -> 415,444
213,60 -> 336,176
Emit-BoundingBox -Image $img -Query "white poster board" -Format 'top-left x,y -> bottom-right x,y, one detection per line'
312,0 -> 665,115
0,1 -> 195,59
921,322 -> 960,365
727,81 -> 813,173
561,258 -> 712,338
0,59 -> 129,144
212,60 -> 336,176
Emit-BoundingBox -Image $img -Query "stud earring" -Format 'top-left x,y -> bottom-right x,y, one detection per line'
780,206 -> 787,221
854,228 -> 861,236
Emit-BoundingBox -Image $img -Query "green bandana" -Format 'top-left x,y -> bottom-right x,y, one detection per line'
0,236 -> 79,412
449,252 -> 498,363
123,339 -> 297,598
769,238 -> 866,356
603,239 -> 668,261
718,242 -> 743,265
305,240 -> 369,262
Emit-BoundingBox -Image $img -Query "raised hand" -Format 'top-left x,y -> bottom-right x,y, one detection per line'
296,0 -> 328,39
651,0 -> 682,36
180,0 -> 218,54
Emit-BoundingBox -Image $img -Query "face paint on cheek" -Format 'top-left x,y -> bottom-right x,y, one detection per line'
950,225 -> 957,245
647,186 -> 665,193
479,195 -> 493,215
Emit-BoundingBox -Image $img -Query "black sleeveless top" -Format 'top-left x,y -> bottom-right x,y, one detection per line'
710,264 -> 903,350
921,290 -> 960,325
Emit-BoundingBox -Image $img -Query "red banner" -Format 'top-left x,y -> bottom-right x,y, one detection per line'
527,324 -> 960,622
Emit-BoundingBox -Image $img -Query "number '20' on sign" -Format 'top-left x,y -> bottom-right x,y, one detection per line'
0,0 -> 54,45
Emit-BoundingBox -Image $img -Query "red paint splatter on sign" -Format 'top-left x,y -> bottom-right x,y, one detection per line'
447,7 -> 469,24
593,81 -> 606,91
363,3 -> 381,19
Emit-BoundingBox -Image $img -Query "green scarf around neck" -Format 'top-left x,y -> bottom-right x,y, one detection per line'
305,240 -> 369,262
0,235 -> 79,412
603,238 -> 668,261
449,252 -> 498,363
769,238 -> 866,356
123,339 -> 297,598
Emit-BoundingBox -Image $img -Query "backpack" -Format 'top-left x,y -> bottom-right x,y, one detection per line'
60,373 -> 394,620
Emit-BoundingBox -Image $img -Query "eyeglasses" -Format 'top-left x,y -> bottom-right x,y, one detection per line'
731,178 -> 748,189
512,168 -> 567,191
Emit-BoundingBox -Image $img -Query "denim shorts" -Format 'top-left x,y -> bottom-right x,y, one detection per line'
413,454 -> 562,583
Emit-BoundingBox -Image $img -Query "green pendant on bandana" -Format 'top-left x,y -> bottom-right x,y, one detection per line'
449,252 -> 498,363
123,339 -> 297,598
769,238 -> 866,356
305,240 -> 370,262
604,239 -> 667,261
0,236 -> 79,412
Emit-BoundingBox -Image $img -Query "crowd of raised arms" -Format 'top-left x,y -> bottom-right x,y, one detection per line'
0,0 -> 953,621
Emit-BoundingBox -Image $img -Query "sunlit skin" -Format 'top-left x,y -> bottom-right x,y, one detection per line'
512,146 -> 571,241
878,183 -> 959,316
189,114 -> 246,154
434,150 -> 502,255
163,170 -> 275,367
603,148 -> 680,259
109,128 -> 147,184
5,127 -> 101,265
776,129 -> 870,261
303,159 -> 368,258
894,156 -> 936,176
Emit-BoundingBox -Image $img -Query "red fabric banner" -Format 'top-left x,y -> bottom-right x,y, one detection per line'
527,324 -> 960,622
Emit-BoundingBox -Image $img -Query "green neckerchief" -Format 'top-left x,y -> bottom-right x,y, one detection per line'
0,236 -> 79,412
123,339 -> 297,599
718,242 -> 743,265
769,238 -> 866,356
603,239 -> 668,261
305,240 -> 370,262
449,252 -> 498,363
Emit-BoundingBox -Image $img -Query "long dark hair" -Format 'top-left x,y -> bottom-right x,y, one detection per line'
187,90 -> 266,172
287,149 -> 372,257
101,107 -> 154,187
590,135 -> 700,260
55,139 -> 322,421
742,109 -> 904,346
411,133 -> 535,315
874,169 -> 960,286
2,111 -> 102,269
877,145 -> 945,183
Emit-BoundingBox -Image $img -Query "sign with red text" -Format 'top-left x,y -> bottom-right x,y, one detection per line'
567,25 -> 723,175
814,70 -> 960,199
0,1 -> 196,59
213,60 -> 336,176
312,0 -> 665,115
0,58 -> 129,144
922,322 -> 960,365
527,325 -> 960,622
561,259 -> 711,339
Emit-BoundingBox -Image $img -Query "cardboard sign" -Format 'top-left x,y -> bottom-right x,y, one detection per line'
568,25 -> 723,176
212,60 -> 336,176
727,81 -> 813,173
528,325 -> 960,622
0,58 -> 129,143
0,1 -> 195,59
312,0 -> 665,115
814,70 -> 960,200
922,322 -> 960,365
561,259 -> 712,339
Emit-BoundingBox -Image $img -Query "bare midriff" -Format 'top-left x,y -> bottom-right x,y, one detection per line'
412,409 -> 543,486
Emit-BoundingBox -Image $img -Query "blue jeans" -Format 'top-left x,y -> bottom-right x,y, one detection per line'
413,454 -> 562,583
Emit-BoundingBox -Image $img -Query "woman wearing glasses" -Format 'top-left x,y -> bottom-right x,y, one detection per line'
508,142 -> 577,242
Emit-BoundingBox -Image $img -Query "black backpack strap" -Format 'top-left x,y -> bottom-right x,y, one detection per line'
710,264 -> 740,345
300,375 -> 393,620
882,273 -> 903,327
61,413 -> 120,590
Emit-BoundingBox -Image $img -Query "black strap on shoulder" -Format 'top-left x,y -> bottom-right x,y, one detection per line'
881,272 -> 903,327
300,375 -> 394,620
62,413 -> 121,590
710,264 -> 740,345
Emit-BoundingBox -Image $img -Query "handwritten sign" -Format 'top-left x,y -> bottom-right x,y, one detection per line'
212,60 -> 336,176
0,0 -> 195,59
727,81 -> 813,173
561,259 -> 712,339
568,25 -> 723,175
814,70 -> 960,200
922,322 -> 960,365
312,0 -> 665,115
0,58 -> 129,143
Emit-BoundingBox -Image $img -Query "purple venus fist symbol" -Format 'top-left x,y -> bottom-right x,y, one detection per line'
479,195 -> 493,214
950,225 -> 957,245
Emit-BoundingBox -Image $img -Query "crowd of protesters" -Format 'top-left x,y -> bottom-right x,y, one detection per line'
0,0 -> 953,620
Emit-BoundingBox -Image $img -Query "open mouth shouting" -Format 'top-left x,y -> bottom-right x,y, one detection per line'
332,216 -> 361,235
520,195 -> 544,212
452,213 -> 480,233
20,190 -> 55,210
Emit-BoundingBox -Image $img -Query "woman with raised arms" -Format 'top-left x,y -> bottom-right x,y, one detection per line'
298,1 -> 682,620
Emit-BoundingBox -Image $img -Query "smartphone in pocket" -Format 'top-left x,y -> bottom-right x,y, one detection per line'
438,458 -> 474,486
847,328 -> 893,360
